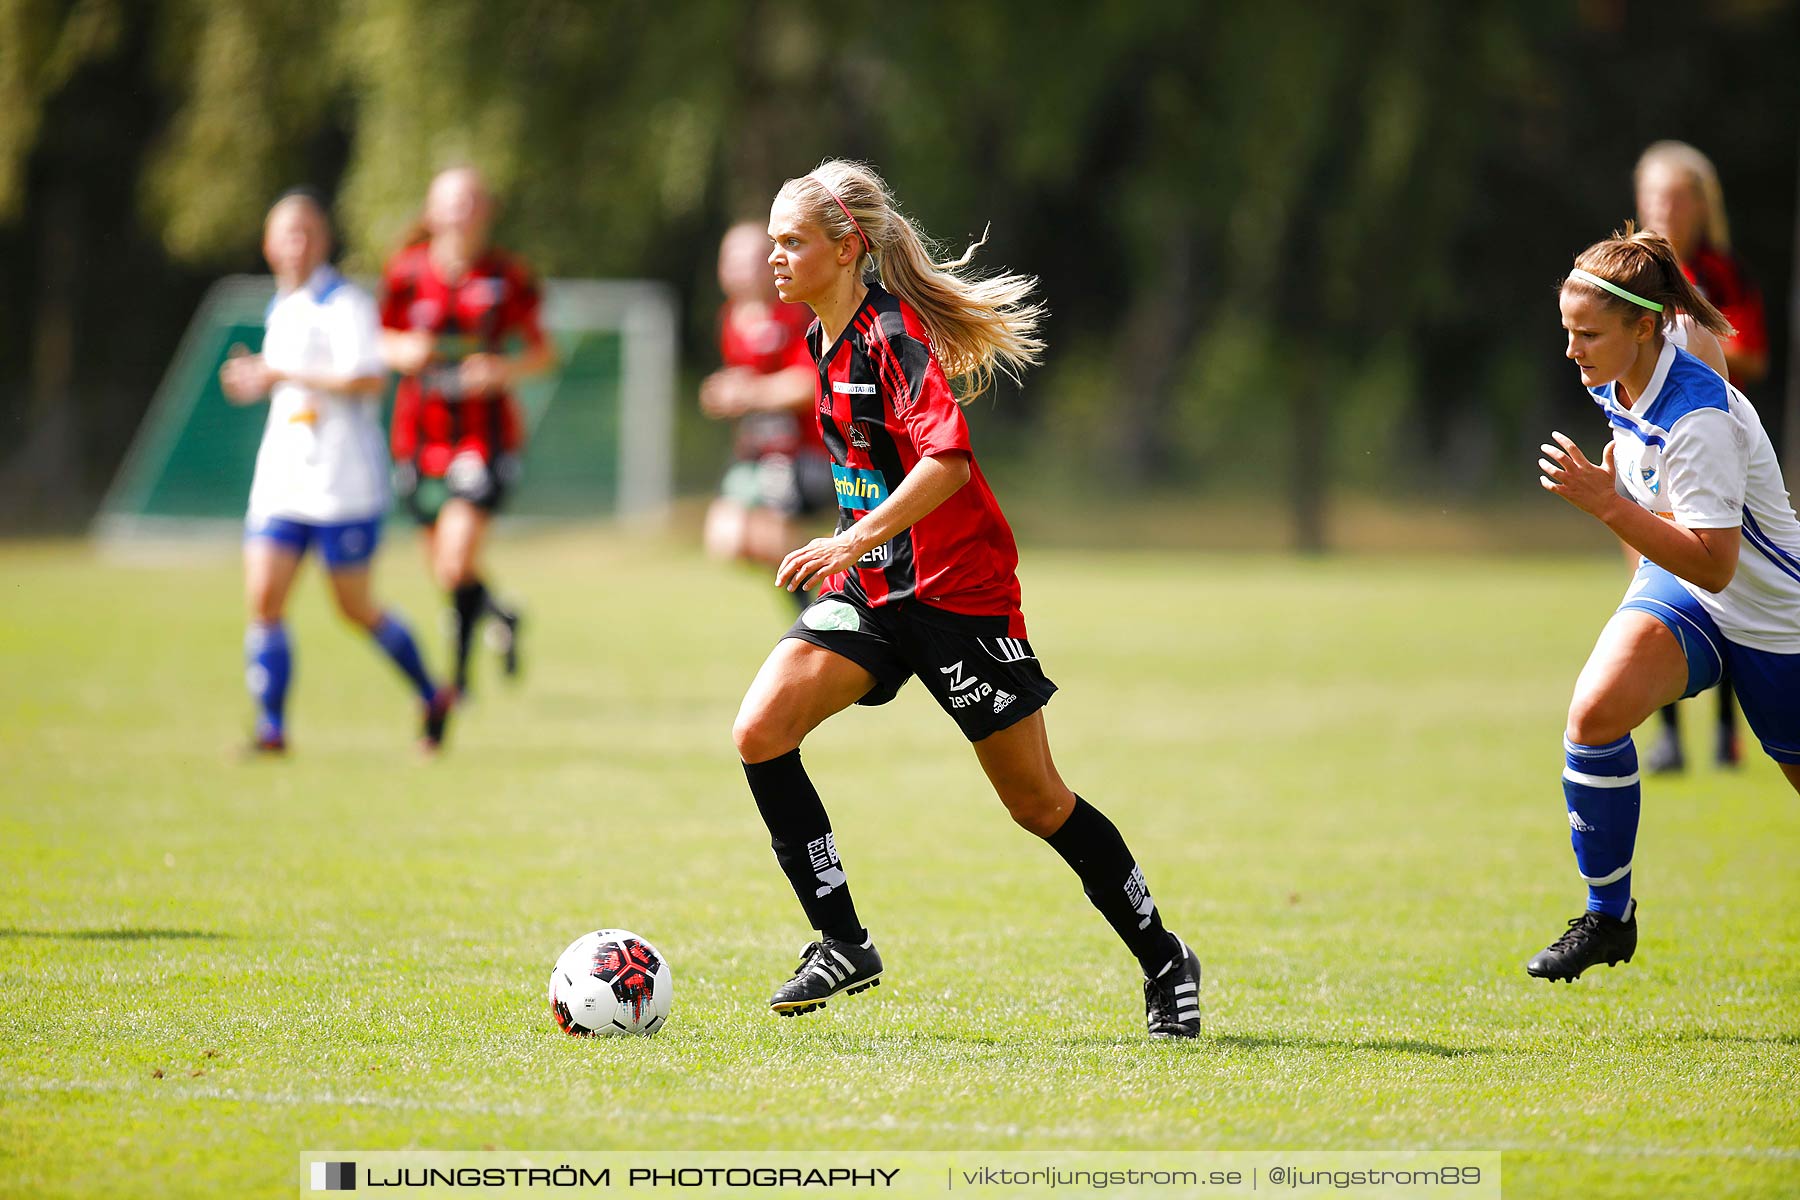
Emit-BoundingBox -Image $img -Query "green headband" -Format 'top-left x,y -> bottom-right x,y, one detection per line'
1568,268 -> 1663,313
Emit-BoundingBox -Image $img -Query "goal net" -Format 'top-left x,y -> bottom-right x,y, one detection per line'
92,276 -> 677,543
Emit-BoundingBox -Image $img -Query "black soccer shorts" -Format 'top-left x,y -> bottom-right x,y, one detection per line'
394,451 -> 517,526
782,589 -> 1057,742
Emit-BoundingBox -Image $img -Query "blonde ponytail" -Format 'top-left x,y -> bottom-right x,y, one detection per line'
778,160 -> 1045,401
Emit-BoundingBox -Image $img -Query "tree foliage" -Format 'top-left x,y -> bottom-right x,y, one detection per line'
0,0 -> 1794,535
0,0 -> 120,220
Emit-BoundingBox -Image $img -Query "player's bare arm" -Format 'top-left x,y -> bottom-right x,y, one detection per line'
776,451 -> 971,593
1538,430 -> 1739,592
223,352 -> 387,403
703,364 -> 816,419
459,339 -> 557,397
380,328 -> 435,374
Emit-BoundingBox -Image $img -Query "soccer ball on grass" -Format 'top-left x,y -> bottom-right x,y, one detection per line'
548,929 -> 672,1037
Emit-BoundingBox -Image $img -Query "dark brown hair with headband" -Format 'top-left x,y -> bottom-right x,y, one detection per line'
1562,223 -> 1732,337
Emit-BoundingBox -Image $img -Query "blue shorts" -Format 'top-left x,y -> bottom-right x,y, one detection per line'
1619,560 -> 1800,763
246,515 -> 382,571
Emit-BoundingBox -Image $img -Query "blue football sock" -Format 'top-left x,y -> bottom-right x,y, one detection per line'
1562,735 -> 1641,919
245,621 -> 291,740
372,612 -> 436,703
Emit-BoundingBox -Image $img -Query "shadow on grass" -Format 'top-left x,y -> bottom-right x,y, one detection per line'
1214,1033 -> 1495,1058
0,928 -> 230,941
810,1031 -> 1496,1056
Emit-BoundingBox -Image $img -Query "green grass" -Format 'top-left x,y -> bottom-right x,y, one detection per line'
2,528 -> 1796,1198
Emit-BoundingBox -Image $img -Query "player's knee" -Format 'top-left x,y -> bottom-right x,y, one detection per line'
1565,690 -> 1635,747
247,589 -> 283,624
433,559 -> 471,591
999,784 -> 1073,839
703,504 -> 747,561
333,593 -> 381,631
732,707 -> 798,764
701,529 -> 734,562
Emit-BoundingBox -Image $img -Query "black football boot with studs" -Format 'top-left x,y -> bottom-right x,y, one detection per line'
769,937 -> 883,1016
1144,935 -> 1202,1040
1526,899 -> 1638,982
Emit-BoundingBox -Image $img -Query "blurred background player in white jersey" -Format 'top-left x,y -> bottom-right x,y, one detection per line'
1631,142 -> 1773,773
699,221 -> 833,614
221,190 -> 453,754
1528,226 -> 1800,984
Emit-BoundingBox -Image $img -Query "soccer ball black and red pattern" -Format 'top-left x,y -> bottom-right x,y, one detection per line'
548,929 -> 673,1037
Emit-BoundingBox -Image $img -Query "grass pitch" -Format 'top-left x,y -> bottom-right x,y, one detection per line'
2,527 -> 1796,1198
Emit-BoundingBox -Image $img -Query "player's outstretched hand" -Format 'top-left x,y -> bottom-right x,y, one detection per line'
220,348 -> 276,404
458,353 -> 512,396
385,330 -> 435,375
777,533 -> 863,595
1538,431 -> 1620,519
699,369 -> 753,418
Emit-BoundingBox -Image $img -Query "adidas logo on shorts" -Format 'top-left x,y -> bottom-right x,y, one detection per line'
992,690 -> 1016,714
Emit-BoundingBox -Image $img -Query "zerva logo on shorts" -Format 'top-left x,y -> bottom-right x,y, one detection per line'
939,660 -> 993,709
831,465 -> 889,509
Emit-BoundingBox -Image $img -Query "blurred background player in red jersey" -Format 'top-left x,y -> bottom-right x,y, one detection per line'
699,221 -> 834,614
1636,142 -> 1770,387
1631,141 -> 1771,773
380,166 -> 557,698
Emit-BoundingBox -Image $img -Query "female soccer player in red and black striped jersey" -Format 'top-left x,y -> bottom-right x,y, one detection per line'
731,160 -> 1202,1039
380,167 -> 557,697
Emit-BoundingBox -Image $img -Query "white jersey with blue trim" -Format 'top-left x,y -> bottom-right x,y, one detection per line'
247,266 -> 391,524
1593,333 -> 1800,653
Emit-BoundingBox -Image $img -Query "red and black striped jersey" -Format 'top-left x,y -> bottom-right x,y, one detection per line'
721,296 -> 814,376
810,283 -> 1025,635
1684,244 -> 1768,363
379,243 -> 546,475
719,297 -> 822,459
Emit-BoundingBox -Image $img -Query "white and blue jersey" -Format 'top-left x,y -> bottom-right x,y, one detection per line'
247,265 -> 390,526
1593,335 -> 1800,655
1597,333 -> 1800,763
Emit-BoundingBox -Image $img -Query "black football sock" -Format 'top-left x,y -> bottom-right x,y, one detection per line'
451,579 -> 488,692
1717,672 -> 1736,731
1657,703 -> 1679,736
743,749 -> 866,944
1044,795 -> 1178,976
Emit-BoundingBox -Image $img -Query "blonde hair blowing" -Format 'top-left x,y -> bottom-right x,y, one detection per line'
1634,140 -> 1731,252
778,159 -> 1045,401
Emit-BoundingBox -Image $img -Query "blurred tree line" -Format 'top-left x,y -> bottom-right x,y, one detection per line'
1,0 -> 1795,544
